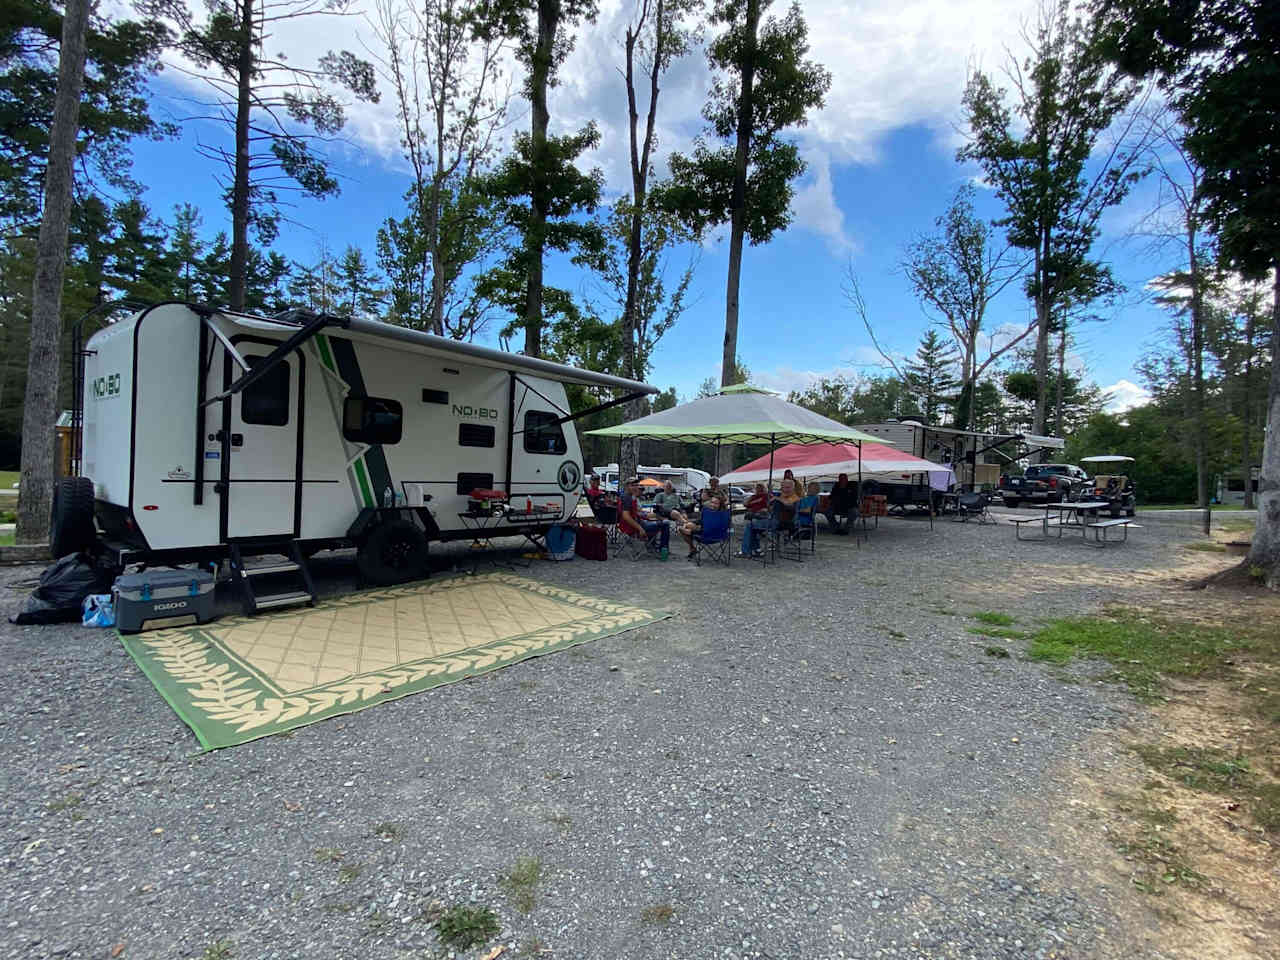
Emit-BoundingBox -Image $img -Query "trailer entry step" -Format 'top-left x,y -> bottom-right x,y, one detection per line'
253,590 -> 313,610
245,561 -> 300,576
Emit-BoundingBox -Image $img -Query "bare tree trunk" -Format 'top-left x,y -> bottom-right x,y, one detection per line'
522,0 -> 559,358
16,0 -> 92,545
1247,267 -> 1280,585
1032,242 -> 1050,443
1188,243 -> 1208,509
1053,324 -> 1066,437
228,0 -> 254,311
721,0 -> 759,389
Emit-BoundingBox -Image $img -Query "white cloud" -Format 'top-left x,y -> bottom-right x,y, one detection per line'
153,0 -> 1036,242
752,363 -> 857,395
1102,379 -> 1149,413
790,153 -> 856,254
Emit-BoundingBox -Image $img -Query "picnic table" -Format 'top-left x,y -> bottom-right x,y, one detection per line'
1009,500 -> 1133,546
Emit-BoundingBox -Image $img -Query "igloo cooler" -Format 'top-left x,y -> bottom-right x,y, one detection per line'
113,568 -> 216,633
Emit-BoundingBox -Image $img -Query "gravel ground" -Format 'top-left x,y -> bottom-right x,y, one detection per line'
0,514 -> 1212,960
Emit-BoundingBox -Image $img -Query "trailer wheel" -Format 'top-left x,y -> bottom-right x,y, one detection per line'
356,519 -> 429,585
50,477 -> 96,558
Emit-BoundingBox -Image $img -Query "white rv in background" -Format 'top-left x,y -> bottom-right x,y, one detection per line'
855,420 -> 1065,491
60,302 -> 654,610
591,463 -> 711,494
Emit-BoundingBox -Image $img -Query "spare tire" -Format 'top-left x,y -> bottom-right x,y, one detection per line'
356,518 -> 429,585
50,477 -> 96,558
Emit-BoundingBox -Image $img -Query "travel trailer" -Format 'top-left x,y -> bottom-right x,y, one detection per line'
59,302 -> 654,610
854,420 -> 1065,492
591,463 -> 711,495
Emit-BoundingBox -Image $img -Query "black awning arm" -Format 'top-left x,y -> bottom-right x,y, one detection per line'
203,311 -> 349,405
511,390 -> 651,435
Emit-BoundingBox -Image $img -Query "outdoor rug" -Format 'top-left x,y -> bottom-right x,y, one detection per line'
119,573 -> 668,750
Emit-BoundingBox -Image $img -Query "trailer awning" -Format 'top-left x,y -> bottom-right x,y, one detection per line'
223,311 -> 657,395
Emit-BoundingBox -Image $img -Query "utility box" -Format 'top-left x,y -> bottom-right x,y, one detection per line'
113,568 -> 216,633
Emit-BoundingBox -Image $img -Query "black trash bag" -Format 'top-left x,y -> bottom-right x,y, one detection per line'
10,553 -> 115,625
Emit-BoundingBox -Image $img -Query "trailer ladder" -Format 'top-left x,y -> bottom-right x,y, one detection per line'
227,541 -> 318,615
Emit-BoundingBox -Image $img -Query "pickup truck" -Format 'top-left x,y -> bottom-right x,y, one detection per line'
999,464 -> 1091,508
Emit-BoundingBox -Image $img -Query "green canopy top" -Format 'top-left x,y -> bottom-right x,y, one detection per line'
585,384 -> 881,445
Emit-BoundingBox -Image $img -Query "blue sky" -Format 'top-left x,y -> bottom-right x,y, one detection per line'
125,0 -> 1177,412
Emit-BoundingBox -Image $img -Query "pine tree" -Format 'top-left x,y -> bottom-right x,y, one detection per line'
905,329 -> 960,425
336,246 -> 383,318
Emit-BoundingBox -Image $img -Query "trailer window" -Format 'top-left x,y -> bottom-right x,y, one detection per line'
343,396 -> 403,445
457,472 -> 494,495
458,423 -> 495,448
241,356 -> 290,426
523,410 -> 566,455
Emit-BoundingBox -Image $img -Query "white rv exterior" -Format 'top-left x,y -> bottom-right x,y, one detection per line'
854,421 -> 1065,490
591,463 -> 711,494
80,303 -> 654,556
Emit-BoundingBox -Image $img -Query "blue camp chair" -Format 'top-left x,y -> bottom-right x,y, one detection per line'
692,508 -> 732,567
781,494 -> 819,560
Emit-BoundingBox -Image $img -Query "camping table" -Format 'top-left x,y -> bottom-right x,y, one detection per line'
503,505 -> 564,554
458,509 -> 522,574
1039,500 -> 1111,540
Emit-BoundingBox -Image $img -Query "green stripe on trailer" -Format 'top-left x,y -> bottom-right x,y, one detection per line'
315,333 -> 336,372
352,458 -> 374,507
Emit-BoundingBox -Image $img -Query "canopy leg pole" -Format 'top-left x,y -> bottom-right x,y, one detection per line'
768,434 -> 775,490
857,440 -> 863,537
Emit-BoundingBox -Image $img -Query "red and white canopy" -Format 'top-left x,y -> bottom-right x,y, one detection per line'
720,441 -> 955,487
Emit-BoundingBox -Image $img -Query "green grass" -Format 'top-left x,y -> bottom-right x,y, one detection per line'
967,625 -> 1028,641
435,905 -> 500,950
1132,745 -> 1280,835
0,532 -> 12,546
972,610 -> 1016,626
983,645 -> 1011,659
499,855 -> 542,914
0,470 -> 18,490
1219,518 -> 1257,534
1182,541 -> 1227,553
1025,609 -> 1268,702
197,942 -> 233,960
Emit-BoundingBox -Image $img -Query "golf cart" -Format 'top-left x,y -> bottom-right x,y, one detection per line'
1080,455 -> 1137,517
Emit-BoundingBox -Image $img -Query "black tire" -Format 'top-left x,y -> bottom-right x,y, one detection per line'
356,519 -> 429,585
1004,497 -> 1020,510
50,477 -> 96,558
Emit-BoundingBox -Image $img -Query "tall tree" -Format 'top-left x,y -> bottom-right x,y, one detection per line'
159,0 -> 379,311
1094,0 -> 1280,581
16,0 -> 91,544
371,0 -> 508,334
959,0 -> 1145,439
336,245 -> 383,318
471,0 -> 601,357
901,184 -> 1030,430
0,0 -> 172,229
168,202 -> 205,301
905,329 -> 960,425
616,0 -> 700,483
666,0 -> 829,389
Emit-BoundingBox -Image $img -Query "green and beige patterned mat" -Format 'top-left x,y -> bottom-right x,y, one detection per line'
120,573 -> 668,750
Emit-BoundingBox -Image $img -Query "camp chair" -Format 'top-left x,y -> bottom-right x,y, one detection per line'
691,508 -> 732,567
781,495 -> 819,560
616,512 -> 664,561
748,499 -> 796,567
588,497 -> 621,545
952,491 -> 995,525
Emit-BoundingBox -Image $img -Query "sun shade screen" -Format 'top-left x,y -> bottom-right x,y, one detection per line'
344,396 -> 403,445
241,356 -> 290,426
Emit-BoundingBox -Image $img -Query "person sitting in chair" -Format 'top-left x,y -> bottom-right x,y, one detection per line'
743,482 -> 769,519
620,478 -> 670,554
740,478 -> 800,557
699,476 -> 724,507
653,481 -> 686,524
586,474 -> 606,505
824,473 -> 856,534
677,494 -> 725,558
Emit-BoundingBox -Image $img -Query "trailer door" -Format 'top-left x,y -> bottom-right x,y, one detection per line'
224,351 -> 300,539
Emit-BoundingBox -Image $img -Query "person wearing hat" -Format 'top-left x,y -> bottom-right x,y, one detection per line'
619,477 -> 670,557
